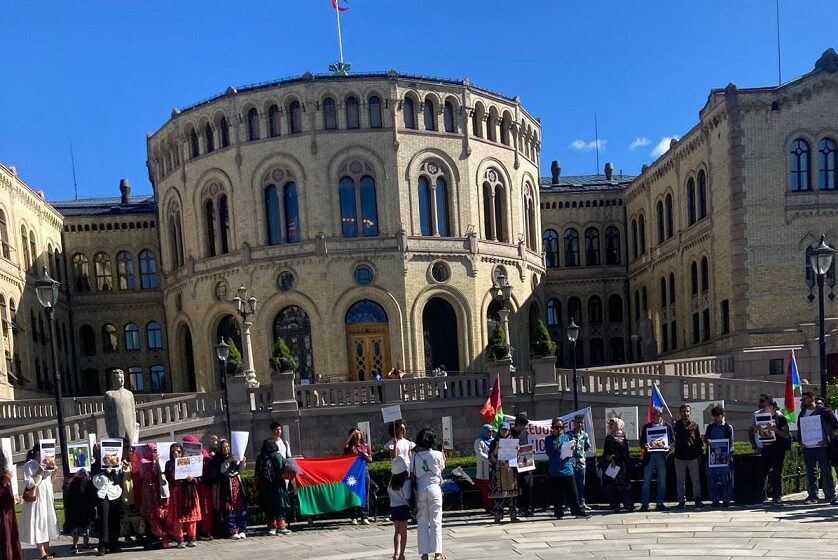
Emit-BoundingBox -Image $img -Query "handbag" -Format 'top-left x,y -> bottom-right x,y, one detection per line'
407,454 -> 418,514
22,484 -> 39,503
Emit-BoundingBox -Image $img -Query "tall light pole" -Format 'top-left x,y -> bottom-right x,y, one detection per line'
567,318 -> 580,411
232,285 -> 259,388
35,267 -> 69,479
809,234 -> 835,397
493,273 -> 514,352
215,338 -> 231,440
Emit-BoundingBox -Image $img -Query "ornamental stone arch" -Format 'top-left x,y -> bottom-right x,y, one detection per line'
410,284 -> 473,372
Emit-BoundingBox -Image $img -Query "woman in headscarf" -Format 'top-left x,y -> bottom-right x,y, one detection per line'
255,439 -> 291,535
488,422 -> 519,523
0,448 -> 23,560
136,443 -> 169,549
63,462 -> 95,554
182,435 -> 215,541
602,417 -> 634,512
473,424 -> 494,511
165,442 -> 202,548
210,439 -> 248,539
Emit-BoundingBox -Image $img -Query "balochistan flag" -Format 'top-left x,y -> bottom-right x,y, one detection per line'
295,455 -> 367,515
480,375 -> 504,429
646,384 -> 671,422
783,349 -> 802,421
331,0 -> 349,11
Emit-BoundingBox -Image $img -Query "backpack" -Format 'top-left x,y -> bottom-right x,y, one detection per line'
256,454 -> 274,486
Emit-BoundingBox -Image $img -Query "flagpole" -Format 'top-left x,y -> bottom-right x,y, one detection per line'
335,3 -> 344,66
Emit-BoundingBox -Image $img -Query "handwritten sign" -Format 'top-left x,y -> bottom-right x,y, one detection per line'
497,438 -> 518,462
174,455 -> 203,480
799,415 -> 824,447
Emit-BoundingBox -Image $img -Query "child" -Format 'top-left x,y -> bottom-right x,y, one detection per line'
388,456 -> 411,560
704,405 -> 734,507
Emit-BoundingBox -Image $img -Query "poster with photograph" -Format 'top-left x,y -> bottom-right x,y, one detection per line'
646,426 -> 670,452
516,444 -> 535,472
100,438 -> 123,468
40,439 -> 57,471
157,441 -> 176,470
182,441 -> 203,458
174,455 -> 203,480
497,438 -> 518,462
604,406 -> 639,440
708,439 -> 730,468
754,412 -> 776,444
67,442 -> 91,473
441,416 -> 454,450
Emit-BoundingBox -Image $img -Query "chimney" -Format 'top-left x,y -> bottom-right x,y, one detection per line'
604,162 -> 614,181
551,160 -> 561,184
119,179 -> 131,204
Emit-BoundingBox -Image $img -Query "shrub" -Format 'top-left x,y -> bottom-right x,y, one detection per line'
270,337 -> 297,373
530,319 -> 556,357
227,338 -> 243,374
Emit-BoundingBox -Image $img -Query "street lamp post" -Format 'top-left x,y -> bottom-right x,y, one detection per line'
232,285 -> 259,388
493,273 -> 514,352
215,339 -> 231,440
809,234 -> 835,397
35,267 -> 69,479
567,318 -> 580,411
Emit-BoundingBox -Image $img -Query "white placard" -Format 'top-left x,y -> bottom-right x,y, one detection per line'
799,414 -> 824,447
356,421 -> 371,450
174,455 -> 203,480
516,444 -> 535,472
157,441 -> 175,471
67,442 -> 91,473
381,404 -> 403,424
231,431 -> 249,462
560,441 -> 574,459
0,438 -> 12,468
604,464 -> 621,479
88,433 -> 97,455
604,406 -> 639,440
687,400 -> 725,432
132,423 -> 140,446
708,439 -> 731,468
100,438 -> 123,468
441,416 -> 453,450
646,426 -> 670,452
40,439 -> 57,471
497,438 -> 518,462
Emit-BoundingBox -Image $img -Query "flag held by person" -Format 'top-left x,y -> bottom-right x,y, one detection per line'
480,375 -> 504,429
783,349 -> 802,421
295,454 -> 367,515
646,383 -> 671,422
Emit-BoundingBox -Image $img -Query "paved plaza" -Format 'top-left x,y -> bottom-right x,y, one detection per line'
23,497 -> 838,560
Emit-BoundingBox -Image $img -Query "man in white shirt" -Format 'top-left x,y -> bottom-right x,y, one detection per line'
798,391 -> 837,504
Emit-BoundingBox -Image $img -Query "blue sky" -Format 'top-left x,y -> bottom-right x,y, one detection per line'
1,1 -> 835,201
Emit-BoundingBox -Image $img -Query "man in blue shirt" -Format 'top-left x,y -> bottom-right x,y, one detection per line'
704,405 -> 734,507
545,418 -> 589,519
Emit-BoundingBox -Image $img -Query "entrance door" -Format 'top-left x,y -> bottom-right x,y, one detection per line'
346,324 -> 390,381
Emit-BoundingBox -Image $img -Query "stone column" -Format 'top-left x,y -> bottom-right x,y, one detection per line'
382,379 -> 403,403
241,320 -> 259,388
225,375 -> 254,455
271,370 -> 299,414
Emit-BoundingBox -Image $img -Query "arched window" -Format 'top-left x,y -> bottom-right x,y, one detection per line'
273,306 -> 315,380
691,261 -> 699,295
265,185 -> 282,244
608,295 -> 623,322
339,177 -> 357,237
543,229 -> 559,267
150,365 -> 166,392
93,252 -> 113,292
481,169 -> 507,242
403,97 -> 416,129
146,321 -> 163,350
443,101 -> 455,133
80,325 -> 96,355
567,297 -> 582,325
665,193 -> 673,238
346,96 -> 360,129
660,277 -> 667,308
0,209 -> 9,259
472,106 -> 483,138
323,97 -> 337,130
588,296 -> 603,324
418,177 -> 432,236
546,298 -> 562,329
631,219 -> 638,260
818,138 -> 836,190
359,176 -> 378,236
20,227 -> 29,270
139,250 -> 158,289
28,230 -> 36,272
53,247 -> 62,284
687,178 -> 697,225
205,199 -> 216,257
368,96 -> 382,128
605,226 -> 621,265
500,113 -> 511,146
701,257 -> 709,292
634,290 -> 641,320
116,251 -> 135,290
247,107 -> 260,141
584,227 -> 600,265
218,195 -> 230,254
288,100 -> 302,133
73,253 -> 91,292
669,272 -> 676,305
189,128 -> 200,158
125,323 -> 140,351
435,177 -> 450,237
805,245 -> 816,287
47,243 -> 55,279
638,214 -> 646,254
656,200 -> 665,244
204,123 -> 214,153
167,202 -> 184,269
102,324 -> 118,353
523,184 -> 537,251
423,98 -> 436,131
790,138 -> 811,191
486,111 -> 498,142
339,171 -> 379,238
284,183 -> 300,243
128,366 -> 144,392
698,170 -> 708,219
268,104 -> 281,137
564,228 -> 580,267
219,116 -> 230,148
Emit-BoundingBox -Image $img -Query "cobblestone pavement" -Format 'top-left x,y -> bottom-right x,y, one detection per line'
23,500 -> 838,560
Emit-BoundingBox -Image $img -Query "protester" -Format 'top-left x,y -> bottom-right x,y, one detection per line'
165,442 -> 202,547
119,438 -> 143,544
473,424 -> 494,511
63,464 -> 96,554
602,417 -> 634,512
211,439 -> 248,539
256,439 -> 291,535
21,444 -> 59,559
798,391 -> 837,504
344,428 -> 372,525
208,435 -> 220,457
749,395 -> 790,505
179,435 -> 214,541
271,423 -> 292,462
673,403 -> 704,508
570,414 -> 591,511
387,419 -> 415,465
510,414 -> 533,516
92,444 -> 126,556
412,428 -> 445,560
704,405 -> 734,507
0,449 -> 23,560
488,422 -> 519,523
640,406 -> 674,511
136,443 -> 169,550
544,418 -> 588,519
388,456 -> 411,560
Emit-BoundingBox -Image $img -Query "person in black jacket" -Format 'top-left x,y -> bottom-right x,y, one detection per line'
748,395 -> 790,505
798,391 -> 838,504
673,403 -> 704,508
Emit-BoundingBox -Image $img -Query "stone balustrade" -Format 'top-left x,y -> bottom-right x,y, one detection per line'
583,355 -> 735,377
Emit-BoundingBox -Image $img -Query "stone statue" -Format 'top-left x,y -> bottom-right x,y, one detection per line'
103,369 -> 137,443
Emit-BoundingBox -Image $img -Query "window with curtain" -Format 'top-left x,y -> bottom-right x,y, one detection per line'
790,139 -> 811,191
147,321 -> 163,349
128,366 -> 144,392
564,228 -> 580,267
323,97 -> 337,130
94,253 -> 113,292
73,253 -> 91,292
368,96 -> 382,128
150,365 -> 166,392
102,324 -> 118,353
116,251 -> 135,290
584,227 -> 600,265
139,250 -> 158,289
546,299 -> 561,329
346,96 -> 359,129
125,323 -> 141,351
543,229 -> 559,267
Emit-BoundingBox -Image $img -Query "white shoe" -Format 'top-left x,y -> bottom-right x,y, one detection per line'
267,529 -> 277,536
361,518 -> 370,525
351,519 -> 358,525
240,533 -> 246,539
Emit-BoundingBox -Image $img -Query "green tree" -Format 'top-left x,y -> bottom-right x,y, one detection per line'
530,319 -> 556,357
227,338 -> 243,374
270,337 -> 297,373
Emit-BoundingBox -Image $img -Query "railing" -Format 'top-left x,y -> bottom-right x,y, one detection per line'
400,374 -> 489,402
582,355 -> 735,377
250,387 -> 273,411
557,369 -> 658,398
0,393 -> 196,422
0,399 -> 55,421
296,381 -> 383,409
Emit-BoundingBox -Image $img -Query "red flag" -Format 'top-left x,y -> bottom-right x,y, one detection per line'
480,376 -> 503,427
331,0 -> 349,11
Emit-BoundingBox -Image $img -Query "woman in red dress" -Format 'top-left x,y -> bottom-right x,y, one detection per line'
137,443 -> 170,549
182,435 -> 214,540
165,443 -> 202,548
0,449 -> 23,560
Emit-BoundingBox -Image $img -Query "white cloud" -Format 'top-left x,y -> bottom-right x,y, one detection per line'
569,139 -> 606,151
629,137 -> 650,150
650,136 -> 681,157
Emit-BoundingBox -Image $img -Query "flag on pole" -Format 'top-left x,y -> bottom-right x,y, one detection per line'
646,384 -> 671,422
480,376 -> 504,429
783,349 -> 802,421
331,0 -> 349,11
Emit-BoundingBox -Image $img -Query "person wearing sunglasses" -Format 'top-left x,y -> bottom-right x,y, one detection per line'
544,419 -> 588,519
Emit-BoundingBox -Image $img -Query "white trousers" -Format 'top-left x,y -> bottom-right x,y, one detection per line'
416,485 -> 443,555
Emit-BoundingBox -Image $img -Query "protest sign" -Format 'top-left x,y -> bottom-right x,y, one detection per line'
753,412 -> 776,445
799,415 -> 824,447
442,416 -> 454,450
182,441 -> 203,457
68,442 -> 91,473
497,438 -> 518,462
708,439 -> 730,468
100,438 -> 123,468
88,433 -> 97,455
516,444 -> 535,472
506,407 -> 596,460
175,455 -> 203,480
157,441 -> 176,470
604,464 -> 620,479
381,404 -> 403,423
40,439 -> 57,471
0,438 -> 11,468
231,431 -> 249,461
604,406 -> 639,440
646,426 -> 669,451
560,441 -> 574,459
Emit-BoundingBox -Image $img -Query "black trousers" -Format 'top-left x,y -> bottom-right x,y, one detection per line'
97,497 -> 123,550
549,476 -> 584,517
516,471 -> 533,512
758,446 -> 787,501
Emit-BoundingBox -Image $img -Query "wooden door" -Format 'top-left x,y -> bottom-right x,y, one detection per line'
346,324 -> 390,381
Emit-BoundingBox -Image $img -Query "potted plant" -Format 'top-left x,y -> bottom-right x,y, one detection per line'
490,323 -> 511,360
530,320 -> 556,357
270,337 -> 297,373
227,338 -> 243,375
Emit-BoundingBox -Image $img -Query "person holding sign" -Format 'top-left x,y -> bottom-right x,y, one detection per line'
639,407 -> 674,511
388,419 -> 416,466
0,449 -> 23,560
92,441 -> 126,556
798,391 -> 837,504
473,424 -> 494,511
602,418 -> 634,512
21,444 -> 59,559
544,419 -> 588,519
211,439 -> 248,539
570,414 -> 592,511
165,443 -> 202,548
136,443 -> 169,550
704,406 -> 734,507
748,395 -> 790,505
488,422 -> 519,523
